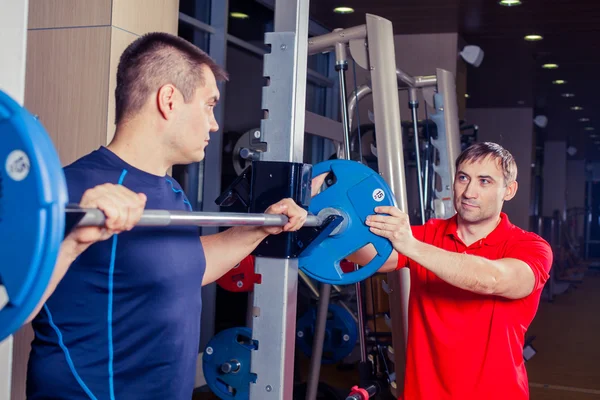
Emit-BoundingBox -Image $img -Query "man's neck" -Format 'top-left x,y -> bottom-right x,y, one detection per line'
107,120 -> 171,177
456,214 -> 502,247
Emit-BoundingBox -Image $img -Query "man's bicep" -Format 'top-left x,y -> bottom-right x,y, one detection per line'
499,238 -> 553,298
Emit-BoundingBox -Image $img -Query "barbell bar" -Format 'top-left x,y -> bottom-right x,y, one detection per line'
68,206 -> 326,228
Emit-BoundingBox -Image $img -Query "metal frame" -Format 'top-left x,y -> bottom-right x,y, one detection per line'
249,1 -> 310,398
307,12 -> 412,396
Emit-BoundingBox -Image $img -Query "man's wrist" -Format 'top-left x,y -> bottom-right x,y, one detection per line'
60,238 -> 87,262
402,237 -> 423,260
232,225 -> 270,243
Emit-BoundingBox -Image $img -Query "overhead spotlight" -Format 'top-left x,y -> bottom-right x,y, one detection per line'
465,93 -> 470,98
561,93 -> 575,98
567,146 -> 578,156
542,63 -> 559,69
499,0 -> 522,5
571,106 -> 583,111
584,127 -> 595,131
333,6 -> 354,14
534,115 -> 548,128
524,34 -> 543,41
230,12 -> 249,19
460,45 -> 484,67
590,134 -> 599,138
579,118 -> 590,122
553,80 -> 567,85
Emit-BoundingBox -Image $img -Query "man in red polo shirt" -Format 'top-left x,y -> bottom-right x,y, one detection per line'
362,142 -> 553,399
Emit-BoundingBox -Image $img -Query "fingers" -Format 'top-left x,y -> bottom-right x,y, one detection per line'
80,184 -> 146,233
264,198 -> 308,232
373,206 -> 405,218
368,226 -> 390,238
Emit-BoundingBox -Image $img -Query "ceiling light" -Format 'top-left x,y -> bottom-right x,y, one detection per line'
499,0 -> 522,5
590,134 -> 599,138
579,118 -> 590,122
465,94 -> 470,98
594,141 -> 600,145
333,6 -> 354,14
460,45 -> 484,67
542,63 -> 559,69
524,34 -> 543,41
534,115 -> 548,128
230,12 -> 249,19
585,127 -> 595,131
571,106 -> 583,111
561,93 -> 575,98
553,80 -> 567,85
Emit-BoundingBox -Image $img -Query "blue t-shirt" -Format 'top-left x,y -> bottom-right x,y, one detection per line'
27,147 -> 206,400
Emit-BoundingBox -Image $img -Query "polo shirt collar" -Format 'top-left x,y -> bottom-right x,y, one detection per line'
445,212 -> 512,246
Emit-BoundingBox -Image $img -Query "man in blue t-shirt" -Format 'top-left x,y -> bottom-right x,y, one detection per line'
24,32 -> 310,400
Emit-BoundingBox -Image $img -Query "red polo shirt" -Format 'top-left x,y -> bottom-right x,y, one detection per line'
397,213 -> 553,400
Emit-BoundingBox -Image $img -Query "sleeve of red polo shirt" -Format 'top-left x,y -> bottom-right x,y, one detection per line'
395,221 -> 432,270
504,234 -> 553,292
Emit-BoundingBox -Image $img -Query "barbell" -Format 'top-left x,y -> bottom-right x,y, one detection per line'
0,89 -> 397,342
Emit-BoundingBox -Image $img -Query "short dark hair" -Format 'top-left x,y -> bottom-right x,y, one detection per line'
455,142 -> 517,184
115,32 -> 228,124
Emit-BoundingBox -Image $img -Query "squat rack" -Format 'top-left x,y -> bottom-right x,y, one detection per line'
250,1 -> 410,398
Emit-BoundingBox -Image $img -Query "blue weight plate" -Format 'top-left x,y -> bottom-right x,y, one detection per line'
299,159 -> 396,285
203,327 -> 257,400
296,304 -> 358,364
0,90 -> 67,341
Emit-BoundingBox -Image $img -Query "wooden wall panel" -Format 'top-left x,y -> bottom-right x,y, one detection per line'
25,27 -> 111,166
28,0 -> 112,29
112,0 -> 179,36
106,27 -> 139,144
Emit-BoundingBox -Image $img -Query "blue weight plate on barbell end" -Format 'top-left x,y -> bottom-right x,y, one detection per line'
0,90 -> 68,342
203,327 -> 257,400
299,159 -> 396,285
296,304 -> 358,364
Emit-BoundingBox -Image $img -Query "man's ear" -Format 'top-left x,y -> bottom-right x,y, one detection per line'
504,180 -> 518,201
157,84 -> 177,120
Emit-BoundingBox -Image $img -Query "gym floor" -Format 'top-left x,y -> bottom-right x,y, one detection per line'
526,270 -> 600,400
195,271 -> 600,399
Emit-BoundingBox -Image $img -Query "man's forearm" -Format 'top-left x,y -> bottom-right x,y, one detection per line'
404,240 -> 502,295
201,226 -> 269,286
25,240 -> 82,324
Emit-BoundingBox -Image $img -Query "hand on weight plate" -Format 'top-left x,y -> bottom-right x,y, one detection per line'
366,206 -> 416,254
66,184 -> 147,250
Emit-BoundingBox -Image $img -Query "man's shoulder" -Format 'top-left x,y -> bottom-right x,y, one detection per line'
502,222 -> 552,261
506,222 -> 549,245
62,149 -> 124,201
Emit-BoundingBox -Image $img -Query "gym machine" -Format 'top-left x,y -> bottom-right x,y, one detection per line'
202,7 -> 411,399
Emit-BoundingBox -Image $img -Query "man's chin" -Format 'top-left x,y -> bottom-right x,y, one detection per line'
457,209 -> 481,223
